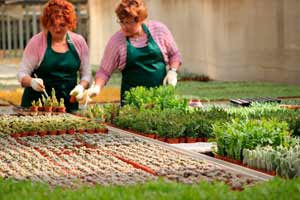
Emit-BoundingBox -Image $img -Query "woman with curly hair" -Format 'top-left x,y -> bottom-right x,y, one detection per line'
88,0 -> 182,105
17,0 -> 91,112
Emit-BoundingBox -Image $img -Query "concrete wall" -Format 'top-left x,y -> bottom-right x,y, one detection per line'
89,0 -> 300,84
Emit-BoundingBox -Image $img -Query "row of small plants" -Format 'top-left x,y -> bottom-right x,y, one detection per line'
124,86 -> 189,111
243,144 -> 300,178
225,102 -> 300,136
213,118 -> 290,161
213,117 -> 300,177
116,86 -> 218,143
0,115 -> 107,137
30,88 -> 66,112
74,104 -> 120,124
113,106 -> 227,143
77,87 -> 299,145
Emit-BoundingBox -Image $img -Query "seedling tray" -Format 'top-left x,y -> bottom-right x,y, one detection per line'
230,97 -> 281,106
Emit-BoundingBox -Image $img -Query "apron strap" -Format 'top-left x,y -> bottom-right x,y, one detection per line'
47,32 -> 80,62
66,33 -> 81,62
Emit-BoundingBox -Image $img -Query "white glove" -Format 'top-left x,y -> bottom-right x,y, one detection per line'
69,84 -> 85,101
30,78 -> 45,92
87,84 -> 101,98
163,69 -> 177,86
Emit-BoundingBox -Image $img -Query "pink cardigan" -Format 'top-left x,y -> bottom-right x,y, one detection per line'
17,31 -> 91,83
96,20 -> 182,84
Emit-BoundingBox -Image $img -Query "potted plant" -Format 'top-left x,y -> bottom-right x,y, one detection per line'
30,100 -> 39,112
74,121 -> 86,134
43,96 -> 53,112
37,98 -> 43,111
94,123 -> 108,134
51,88 -> 59,112
66,121 -> 76,135
85,120 -> 96,134
47,121 -> 58,135
38,124 -> 48,137
58,98 -> 66,113
10,127 -> 21,138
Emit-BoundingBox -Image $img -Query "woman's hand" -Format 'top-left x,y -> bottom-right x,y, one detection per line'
87,84 -> 101,98
31,78 -> 45,92
163,69 -> 177,87
70,84 -> 84,100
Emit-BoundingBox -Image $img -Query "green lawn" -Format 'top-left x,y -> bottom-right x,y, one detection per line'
176,81 -> 300,100
103,72 -> 300,100
1,178 -> 300,200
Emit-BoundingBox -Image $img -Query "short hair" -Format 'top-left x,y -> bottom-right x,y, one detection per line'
115,0 -> 148,22
41,0 -> 77,31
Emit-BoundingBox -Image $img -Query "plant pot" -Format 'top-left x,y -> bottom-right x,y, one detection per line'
197,138 -> 204,142
30,106 -> 38,112
20,132 -> 29,137
188,99 -> 203,108
52,107 -> 59,112
179,137 -> 186,143
186,137 -> 197,143
86,129 -> 95,134
144,133 -> 156,139
95,128 -> 108,134
43,106 -> 53,112
38,106 -> 44,111
166,138 -> 179,144
157,137 -> 166,142
67,129 -> 75,135
202,138 -> 208,142
57,107 -> 66,113
77,129 -> 85,134
38,131 -> 48,137
48,130 -> 57,135
11,133 -> 21,138
57,130 -> 66,135
69,95 -> 77,103
28,131 -> 38,136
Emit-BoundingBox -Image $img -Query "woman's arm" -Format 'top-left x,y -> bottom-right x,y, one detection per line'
17,34 -> 45,87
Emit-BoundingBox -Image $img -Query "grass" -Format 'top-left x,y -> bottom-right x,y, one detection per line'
176,81 -> 300,100
91,71 -> 300,100
1,177 -> 300,200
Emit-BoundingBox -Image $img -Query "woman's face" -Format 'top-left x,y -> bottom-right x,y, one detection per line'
119,17 -> 142,37
48,18 -> 68,40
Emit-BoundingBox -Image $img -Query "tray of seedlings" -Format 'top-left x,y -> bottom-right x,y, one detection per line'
0,114 -> 108,138
77,130 -> 270,190
1,134 -> 155,188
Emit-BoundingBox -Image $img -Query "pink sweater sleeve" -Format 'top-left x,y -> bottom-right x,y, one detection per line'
95,20 -> 182,85
154,22 -> 182,66
17,32 -> 46,83
95,32 -> 127,83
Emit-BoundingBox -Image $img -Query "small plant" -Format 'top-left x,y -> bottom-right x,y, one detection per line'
51,88 -> 59,107
59,98 -> 65,107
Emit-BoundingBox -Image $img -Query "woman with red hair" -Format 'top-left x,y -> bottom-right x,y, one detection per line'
17,0 -> 91,112
88,0 -> 182,105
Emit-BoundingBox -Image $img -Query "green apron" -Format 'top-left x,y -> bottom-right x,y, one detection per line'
121,23 -> 166,105
21,32 -> 81,112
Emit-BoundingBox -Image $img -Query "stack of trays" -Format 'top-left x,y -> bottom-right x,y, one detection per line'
230,97 -> 281,107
